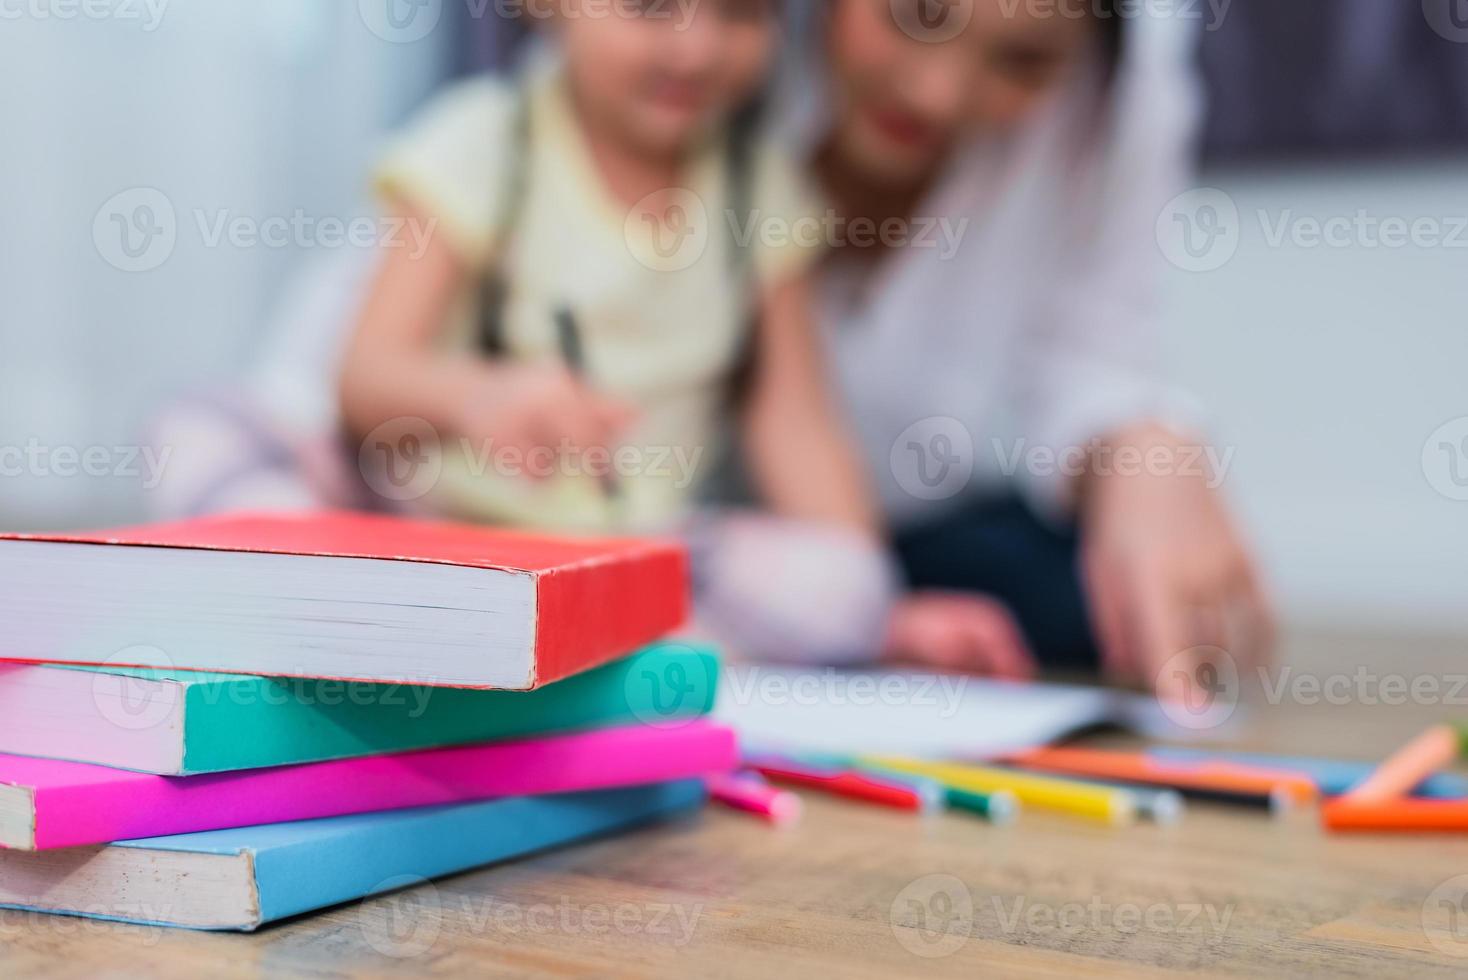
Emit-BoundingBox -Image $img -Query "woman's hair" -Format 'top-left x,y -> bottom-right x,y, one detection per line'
1095,0 -> 1126,81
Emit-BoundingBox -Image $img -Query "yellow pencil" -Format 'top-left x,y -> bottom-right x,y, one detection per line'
862,756 -> 1138,826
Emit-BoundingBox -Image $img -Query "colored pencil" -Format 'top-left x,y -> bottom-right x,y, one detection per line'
1148,748 -> 1468,799
1005,747 -> 1316,811
750,751 -> 1017,824
990,766 -> 1184,825
1341,725 -> 1467,805
863,756 -> 1138,825
749,758 -> 939,812
706,772 -> 803,826
944,787 -> 1021,825
1322,798 -> 1468,833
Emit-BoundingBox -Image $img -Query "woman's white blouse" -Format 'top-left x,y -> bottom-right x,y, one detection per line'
774,14 -> 1206,529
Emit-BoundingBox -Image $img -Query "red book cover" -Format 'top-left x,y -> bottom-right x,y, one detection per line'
0,511 -> 689,688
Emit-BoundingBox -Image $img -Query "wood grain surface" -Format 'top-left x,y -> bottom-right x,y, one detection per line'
4,630 -> 1467,978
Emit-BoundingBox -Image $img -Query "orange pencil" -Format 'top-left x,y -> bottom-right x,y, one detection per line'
1323,798 -> 1468,833
1341,725 -> 1468,805
1007,747 -> 1317,808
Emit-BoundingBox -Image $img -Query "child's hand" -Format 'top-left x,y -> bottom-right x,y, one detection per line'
881,592 -> 1037,680
453,363 -> 636,476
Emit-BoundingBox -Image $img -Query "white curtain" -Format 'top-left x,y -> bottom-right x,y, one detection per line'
0,0 -> 450,528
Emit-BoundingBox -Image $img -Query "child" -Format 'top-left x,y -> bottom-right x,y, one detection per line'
338,0 -> 897,663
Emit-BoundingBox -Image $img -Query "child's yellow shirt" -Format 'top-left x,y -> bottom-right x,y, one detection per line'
374,63 -> 820,533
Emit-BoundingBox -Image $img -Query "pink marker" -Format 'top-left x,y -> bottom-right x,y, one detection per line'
707,772 -> 803,827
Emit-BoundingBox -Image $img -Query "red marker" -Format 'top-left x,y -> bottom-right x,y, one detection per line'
749,760 -> 939,812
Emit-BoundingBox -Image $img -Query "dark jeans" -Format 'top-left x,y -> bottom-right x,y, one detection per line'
892,497 -> 1101,671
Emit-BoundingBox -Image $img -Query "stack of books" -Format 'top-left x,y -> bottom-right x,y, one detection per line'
0,511 -> 735,931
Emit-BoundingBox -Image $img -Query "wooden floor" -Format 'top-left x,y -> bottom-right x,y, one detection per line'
5,630 -> 1468,978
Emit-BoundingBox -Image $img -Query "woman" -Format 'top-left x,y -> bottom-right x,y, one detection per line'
772,0 -> 1274,697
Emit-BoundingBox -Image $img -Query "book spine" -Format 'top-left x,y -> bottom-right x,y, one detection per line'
250,781 -> 706,928
531,545 -> 690,686
30,722 -> 736,850
179,647 -> 719,775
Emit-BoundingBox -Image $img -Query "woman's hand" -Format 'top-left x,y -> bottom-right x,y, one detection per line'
882,591 -> 1037,680
1079,423 -> 1275,702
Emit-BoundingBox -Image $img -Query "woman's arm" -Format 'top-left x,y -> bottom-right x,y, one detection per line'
740,274 -> 881,537
1012,38 -> 1275,693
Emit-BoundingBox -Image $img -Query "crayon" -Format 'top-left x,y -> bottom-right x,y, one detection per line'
943,787 -> 1020,825
1341,725 -> 1468,805
863,756 -> 1138,826
706,772 -> 803,826
1148,748 -> 1468,799
749,757 -> 941,812
1322,798 -> 1468,833
1006,747 -> 1316,811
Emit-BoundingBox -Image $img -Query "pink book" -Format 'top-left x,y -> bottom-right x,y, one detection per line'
0,721 -> 736,850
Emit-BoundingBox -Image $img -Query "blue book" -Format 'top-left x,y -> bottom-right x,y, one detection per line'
1148,748 -> 1468,799
0,781 -> 704,932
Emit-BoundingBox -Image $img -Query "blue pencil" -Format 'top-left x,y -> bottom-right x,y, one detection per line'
1148,748 -> 1468,799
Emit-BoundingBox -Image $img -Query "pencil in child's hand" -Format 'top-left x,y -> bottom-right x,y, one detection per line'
554,306 -> 624,504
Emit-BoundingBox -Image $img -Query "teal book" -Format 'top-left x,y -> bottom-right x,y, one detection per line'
0,644 -> 718,775
0,780 -> 706,932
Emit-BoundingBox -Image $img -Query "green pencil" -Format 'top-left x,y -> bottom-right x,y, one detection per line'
944,786 -> 1020,825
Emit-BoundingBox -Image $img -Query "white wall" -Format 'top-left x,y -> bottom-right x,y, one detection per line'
1160,159 -> 1468,636
0,0 -> 449,528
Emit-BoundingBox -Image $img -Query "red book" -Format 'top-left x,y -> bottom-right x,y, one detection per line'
0,511 -> 688,689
